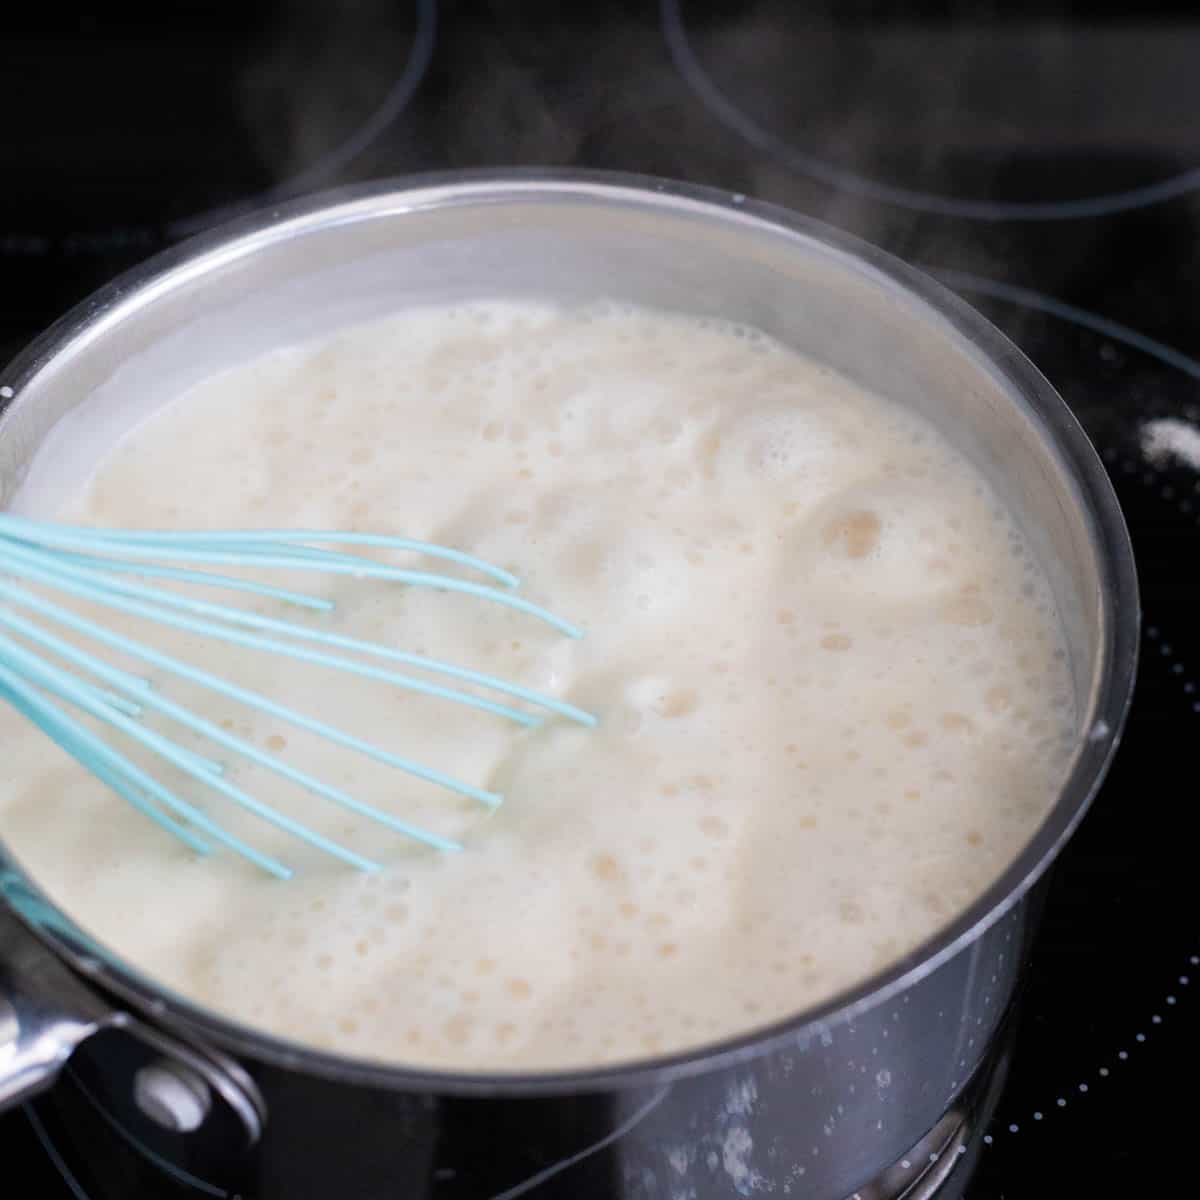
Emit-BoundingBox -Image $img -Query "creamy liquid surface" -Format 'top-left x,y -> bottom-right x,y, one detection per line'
0,301 -> 1078,1070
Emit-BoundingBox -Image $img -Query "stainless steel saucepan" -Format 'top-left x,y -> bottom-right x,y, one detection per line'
0,172 -> 1137,1200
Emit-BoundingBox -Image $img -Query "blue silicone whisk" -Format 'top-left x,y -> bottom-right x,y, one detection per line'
0,513 -> 595,879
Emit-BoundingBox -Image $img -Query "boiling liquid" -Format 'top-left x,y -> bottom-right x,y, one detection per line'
0,302 -> 1077,1069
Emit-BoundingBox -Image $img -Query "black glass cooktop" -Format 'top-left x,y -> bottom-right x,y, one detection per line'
2,2 -> 1198,1196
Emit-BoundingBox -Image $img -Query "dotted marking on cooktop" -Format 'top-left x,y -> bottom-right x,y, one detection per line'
981,441 -> 1197,1151
974,926 -> 1190,1152
1144,626 -> 1200,714
979,587 -> 1191,1150
980,954 -> 1194,1148
1113,448 -> 1200,536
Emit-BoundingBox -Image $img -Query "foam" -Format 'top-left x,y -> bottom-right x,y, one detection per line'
0,300 -> 1078,1070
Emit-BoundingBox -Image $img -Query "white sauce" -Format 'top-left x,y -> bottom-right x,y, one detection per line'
0,301 -> 1077,1070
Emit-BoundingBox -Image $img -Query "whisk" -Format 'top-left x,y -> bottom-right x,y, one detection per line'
0,513 -> 595,879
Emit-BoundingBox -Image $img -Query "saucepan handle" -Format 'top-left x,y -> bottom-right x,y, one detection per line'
0,904 -> 113,1110
0,905 -> 265,1144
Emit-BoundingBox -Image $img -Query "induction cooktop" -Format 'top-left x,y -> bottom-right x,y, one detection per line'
1,2 -> 1197,1196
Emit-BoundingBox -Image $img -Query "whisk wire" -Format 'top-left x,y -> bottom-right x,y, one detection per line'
0,519 -> 577,636
2,545 -> 541,727
0,518 -> 594,875
53,551 -> 337,611
0,633 -> 387,872
0,580 -> 504,808
0,514 -> 521,587
0,606 -> 463,856
0,539 -> 595,727
0,661 -> 292,877
87,686 -> 144,719
0,672 -> 215,859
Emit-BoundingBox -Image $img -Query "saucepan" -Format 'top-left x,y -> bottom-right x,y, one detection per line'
0,171 -> 1137,1199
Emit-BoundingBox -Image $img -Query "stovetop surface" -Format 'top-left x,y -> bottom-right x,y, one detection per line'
2,2 -> 1198,1195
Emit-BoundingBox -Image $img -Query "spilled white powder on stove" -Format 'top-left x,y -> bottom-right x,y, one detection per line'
1142,417 -> 1200,470
0,300 -> 1078,1070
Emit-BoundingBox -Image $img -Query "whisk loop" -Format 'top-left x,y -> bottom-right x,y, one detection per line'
0,515 -> 595,878
0,514 -> 521,586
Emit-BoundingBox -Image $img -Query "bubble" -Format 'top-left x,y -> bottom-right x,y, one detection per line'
820,633 -> 853,652
652,690 -> 698,718
591,854 -> 622,882
940,713 -> 974,734
823,510 -> 882,558
444,1014 -> 472,1045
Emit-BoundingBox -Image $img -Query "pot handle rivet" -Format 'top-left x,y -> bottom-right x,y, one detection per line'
134,1059 -> 213,1133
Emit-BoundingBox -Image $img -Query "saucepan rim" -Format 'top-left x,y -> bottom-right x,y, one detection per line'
0,168 -> 1139,1097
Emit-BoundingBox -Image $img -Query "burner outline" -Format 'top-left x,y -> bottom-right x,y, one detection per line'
168,0 -> 437,239
24,1105 -> 93,1200
662,0 -> 1200,222
14,273 -> 1195,1196
925,271 -> 1200,381
928,274 -> 1198,1151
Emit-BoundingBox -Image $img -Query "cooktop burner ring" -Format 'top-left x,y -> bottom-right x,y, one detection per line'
661,0 -> 1200,222
168,0 -> 436,238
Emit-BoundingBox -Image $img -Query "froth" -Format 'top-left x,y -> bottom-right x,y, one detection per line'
0,300 -> 1078,1070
